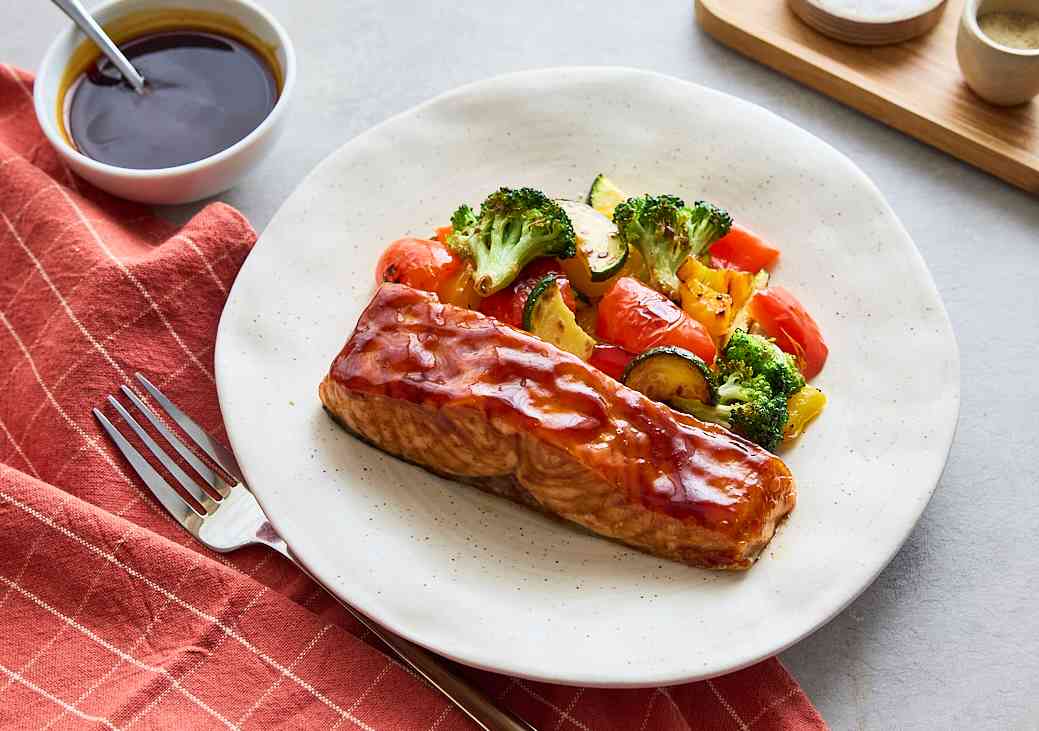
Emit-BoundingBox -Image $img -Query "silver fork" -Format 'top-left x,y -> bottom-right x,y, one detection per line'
95,373 -> 535,731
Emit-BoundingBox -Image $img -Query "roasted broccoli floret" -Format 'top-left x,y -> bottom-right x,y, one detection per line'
677,398 -> 788,452
612,194 -> 732,299
673,367 -> 789,451
670,331 -> 803,451
447,187 -> 576,296
713,365 -> 773,404
450,203 -> 478,234
721,329 -> 805,398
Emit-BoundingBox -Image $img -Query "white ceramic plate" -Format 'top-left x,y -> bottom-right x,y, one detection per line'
215,67 -> 959,687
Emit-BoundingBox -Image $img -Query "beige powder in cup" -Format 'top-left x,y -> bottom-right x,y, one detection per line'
979,11 -> 1039,50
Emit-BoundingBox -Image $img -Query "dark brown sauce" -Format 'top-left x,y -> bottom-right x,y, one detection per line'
66,31 -> 278,169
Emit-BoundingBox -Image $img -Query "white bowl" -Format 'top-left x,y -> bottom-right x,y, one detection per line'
34,0 -> 296,204
789,0 -> 947,45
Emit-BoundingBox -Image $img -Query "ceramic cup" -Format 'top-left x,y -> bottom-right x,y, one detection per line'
956,0 -> 1039,106
34,0 -> 296,204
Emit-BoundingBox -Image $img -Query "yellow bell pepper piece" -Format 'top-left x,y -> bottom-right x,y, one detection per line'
784,386 -> 827,440
678,258 -> 756,312
679,279 -> 734,341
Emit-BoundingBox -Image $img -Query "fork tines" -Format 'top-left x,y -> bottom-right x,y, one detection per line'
94,373 -> 238,525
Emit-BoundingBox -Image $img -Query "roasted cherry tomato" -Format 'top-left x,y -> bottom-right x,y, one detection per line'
479,259 -> 575,328
748,286 -> 828,379
709,225 -> 780,273
376,237 -> 462,292
588,344 -> 637,381
596,277 -> 716,364
376,237 -> 479,307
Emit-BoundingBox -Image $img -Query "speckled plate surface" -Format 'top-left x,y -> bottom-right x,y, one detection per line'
214,67 -> 960,687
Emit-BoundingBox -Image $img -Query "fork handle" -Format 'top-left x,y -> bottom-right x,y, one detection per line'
327,598 -> 537,731
257,531 -> 537,731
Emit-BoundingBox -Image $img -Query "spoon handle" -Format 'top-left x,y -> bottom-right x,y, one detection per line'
50,0 -> 147,93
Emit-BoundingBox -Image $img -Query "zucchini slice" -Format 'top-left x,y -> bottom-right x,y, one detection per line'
522,274 -> 596,360
621,346 -> 713,404
586,174 -> 628,220
556,200 -> 628,282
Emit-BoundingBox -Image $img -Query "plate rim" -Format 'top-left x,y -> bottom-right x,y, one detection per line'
214,65 -> 961,687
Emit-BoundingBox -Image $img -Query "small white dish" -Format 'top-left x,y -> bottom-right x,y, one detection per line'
34,0 -> 296,205
789,0 -> 947,45
957,0 -> 1039,106
807,0 -> 945,23
215,67 -> 960,687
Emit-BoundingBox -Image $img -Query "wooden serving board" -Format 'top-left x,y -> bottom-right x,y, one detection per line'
696,0 -> 1039,194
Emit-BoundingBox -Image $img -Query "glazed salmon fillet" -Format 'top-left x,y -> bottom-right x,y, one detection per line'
319,283 -> 796,570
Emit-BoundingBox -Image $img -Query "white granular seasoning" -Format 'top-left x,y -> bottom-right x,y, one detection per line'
979,11 -> 1039,50
810,0 -> 944,23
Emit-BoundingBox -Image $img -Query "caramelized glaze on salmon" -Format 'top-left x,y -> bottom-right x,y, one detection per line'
319,283 -> 795,569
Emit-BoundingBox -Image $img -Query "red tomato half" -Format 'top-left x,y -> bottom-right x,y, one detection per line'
588,344 -> 637,381
376,237 -> 462,293
478,259 -> 576,328
709,225 -> 780,272
596,277 -> 716,364
748,286 -> 828,379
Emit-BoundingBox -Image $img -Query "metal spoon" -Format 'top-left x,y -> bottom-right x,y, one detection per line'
50,0 -> 147,94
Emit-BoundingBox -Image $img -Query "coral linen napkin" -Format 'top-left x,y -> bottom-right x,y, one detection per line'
0,66 -> 826,730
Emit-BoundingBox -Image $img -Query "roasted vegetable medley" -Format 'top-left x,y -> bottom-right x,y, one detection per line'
373,176 -> 829,451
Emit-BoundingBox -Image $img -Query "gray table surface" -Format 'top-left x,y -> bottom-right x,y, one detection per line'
9,2 -> 1038,729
